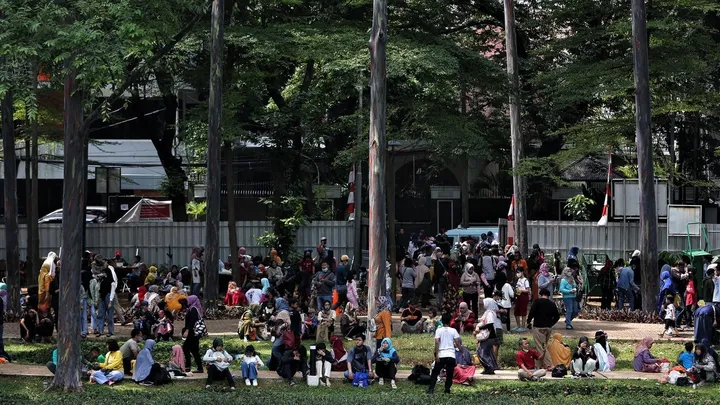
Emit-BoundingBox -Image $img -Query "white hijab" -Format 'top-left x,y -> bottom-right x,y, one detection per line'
44,252 -> 58,277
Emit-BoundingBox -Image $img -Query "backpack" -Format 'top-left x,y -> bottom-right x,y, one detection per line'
193,318 -> 208,337
352,371 -> 369,388
408,364 -> 431,384
551,364 -> 567,378
151,363 -> 172,385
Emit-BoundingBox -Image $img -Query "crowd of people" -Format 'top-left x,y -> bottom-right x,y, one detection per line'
2,231 -> 720,392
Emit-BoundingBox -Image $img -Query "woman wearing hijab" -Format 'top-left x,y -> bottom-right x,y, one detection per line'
203,338 -> 235,390
224,281 -> 245,306
374,296 -> 393,350
693,303 -> 719,344
167,344 -> 186,376
548,333 -> 572,367
571,336 -> 597,377
450,302 -> 476,333
190,248 -> 204,296
341,303 -> 365,339
476,298 -> 499,374
537,263 -> 555,299
700,338 -> 719,373
164,287 -> 184,313
688,343 -> 717,387
144,266 -> 158,287
330,335 -> 348,371
133,339 -> 159,385
593,330 -> 614,372
372,337 -> 399,389
261,278 -> 271,295
559,267 -> 579,330
452,337 -> 476,385
633,337 -> 661,372
239,304 -> 260,342
145,285 -> 162,313
38,252 -> 58,313
181,295 -> 204,373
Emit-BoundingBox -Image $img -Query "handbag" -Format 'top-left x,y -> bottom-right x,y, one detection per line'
607,352 -> 616,370
194,318 -> 208,337
352,371 -> 369,388
476,328 -> 490,342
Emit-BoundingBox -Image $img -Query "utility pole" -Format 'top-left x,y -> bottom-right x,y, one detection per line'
503,0 -> 528,256
204,0 -> 224,309
353,86 -> 363,274
367,0 -> 388,340
631,0 -> 658,312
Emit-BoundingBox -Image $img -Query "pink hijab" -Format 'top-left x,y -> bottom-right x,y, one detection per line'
171,345 -> 185,369
635,337 -> 653,357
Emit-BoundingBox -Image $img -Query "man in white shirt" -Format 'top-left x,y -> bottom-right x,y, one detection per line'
427,313 -> 461,394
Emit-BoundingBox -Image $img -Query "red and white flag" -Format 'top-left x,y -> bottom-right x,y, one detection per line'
597,153 -> 612,226
507,194 -> 514,221
347,165 -> 356,221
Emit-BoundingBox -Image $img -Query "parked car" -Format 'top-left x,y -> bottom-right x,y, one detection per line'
38,206 -> 108,224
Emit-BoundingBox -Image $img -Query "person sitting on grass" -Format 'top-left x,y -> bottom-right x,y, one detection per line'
48,346 -> 104,376
340,303 -> 365,340
400,303 -> 425,334
572,336 -> 597,377
372,337 -> 400,389
688,343 -> 717,388
452,337 -> 476,385
678,341 -> 695,370
278,345 -> 308,387
593,330 -> 614,372
239,304 -> 263,342
120,328 -> 143,375
202,338 -> 235,390
344,335 -> 374,384
425,308 -> 441,333
132,339 -> 161,386
548,333 -> 572,367
517,337 -> 546,381
89,339 -> 124,385
241,345 -> 264,387
450,302 -> 476,334
633,337 -> 662,373
314,342 -> 334,387
154,310 -> 173,341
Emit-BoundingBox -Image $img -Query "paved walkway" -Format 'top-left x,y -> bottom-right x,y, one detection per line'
0,315 -> 687,342
0,362 -> 653,382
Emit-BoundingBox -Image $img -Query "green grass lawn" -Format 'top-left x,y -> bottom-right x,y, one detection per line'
3,333 -> 692,371
0,376 -> 716,405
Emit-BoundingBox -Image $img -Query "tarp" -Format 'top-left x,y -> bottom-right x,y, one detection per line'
116,198 -> 173,222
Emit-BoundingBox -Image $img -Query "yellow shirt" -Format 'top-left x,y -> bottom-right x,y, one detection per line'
101,351 -> 123,371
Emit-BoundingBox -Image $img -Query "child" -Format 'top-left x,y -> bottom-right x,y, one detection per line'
424,309 -> 441,333
677,341 -> 694,370
155,310 -> 173,341
662,294 -> 676,337
303,308 -> 318,339
133,301 -> 155,338
681,274 -> 697,330
202,338 -> 235,390
241,345 -> 264,386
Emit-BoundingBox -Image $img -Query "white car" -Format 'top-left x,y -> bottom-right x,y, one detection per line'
38,206 -> 108,224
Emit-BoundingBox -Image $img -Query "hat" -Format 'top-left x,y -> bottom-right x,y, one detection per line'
594,330 -> 607,339
320,236 -> 327,241
341,255 -> 350,262
140,300 -> 149,307
631,250 -> 641,258
115,250 -> 121,257
708,263 -> 718,271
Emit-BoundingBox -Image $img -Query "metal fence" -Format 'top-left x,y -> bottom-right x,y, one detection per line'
0,221 -> 355,267
498,219 -> 720,259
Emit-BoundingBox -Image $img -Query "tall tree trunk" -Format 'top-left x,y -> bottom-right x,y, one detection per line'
31,95 -> 40,279
51,65 -> 84,392
2,90 -> 20,315
504,0 -> 528,257
367,0 -> 388,339
25,140 -> 32,279
204,0 -> 225,310
224,141 -> 240,284
631,0 -> 658,312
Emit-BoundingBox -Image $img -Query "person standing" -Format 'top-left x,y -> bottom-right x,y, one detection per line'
427,313 -> 461,395
537,263 -> 556,299
332,255 -> 350,310
597,257 -> 616,310
191,248 -> 204,297
398,258 -> 416,310
526,289 -> 559,370
481,250 -> 496,298
460,262 -> 481,316
559,268 -> 579,330
182,296 -> 204,373
616,261 -> 640,310
312,262 -> 336,310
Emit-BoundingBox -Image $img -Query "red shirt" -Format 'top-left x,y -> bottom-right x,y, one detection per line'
301,259 -> 314,274
686,280 -> 697,306
516,349 -> 541,369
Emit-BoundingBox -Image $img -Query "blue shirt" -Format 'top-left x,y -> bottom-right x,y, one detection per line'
678,351 -> 694,369
335,264 -> 348,291
617,267 -> 638,291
